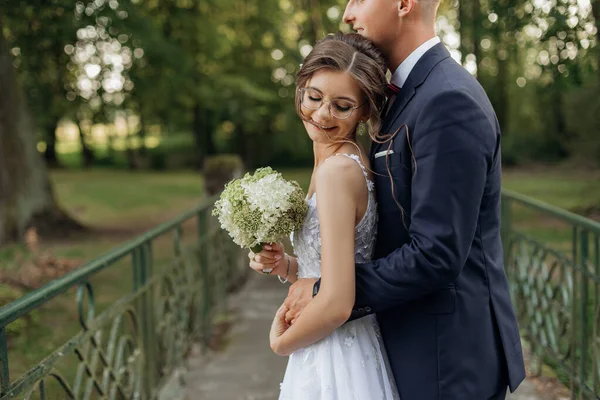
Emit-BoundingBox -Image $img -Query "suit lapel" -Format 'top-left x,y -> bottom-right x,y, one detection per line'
371,43 -> 451,157
381,86 -> 416,134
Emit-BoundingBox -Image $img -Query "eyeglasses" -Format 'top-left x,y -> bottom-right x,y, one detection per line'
299,88 -> 364,120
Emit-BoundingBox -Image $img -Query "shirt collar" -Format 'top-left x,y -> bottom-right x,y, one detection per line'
390,36 -> 441,88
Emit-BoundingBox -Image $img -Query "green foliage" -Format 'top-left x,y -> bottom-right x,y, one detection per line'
203,154 -> 245,195
3,0 -> 600,171
502,130 -> 566,166
0,284 -> 24,307
203,154 -> 244,175
564,79 -> 600,164
146,134 -> 198,170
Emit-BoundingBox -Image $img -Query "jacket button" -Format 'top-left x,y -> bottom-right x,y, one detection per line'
365,307 -> 372,312
358,308 -> 365,313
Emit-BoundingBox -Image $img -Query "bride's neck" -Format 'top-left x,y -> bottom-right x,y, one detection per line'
313,141 -> 357,168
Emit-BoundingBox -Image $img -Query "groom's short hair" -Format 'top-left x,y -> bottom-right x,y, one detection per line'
416,0 -> 440,20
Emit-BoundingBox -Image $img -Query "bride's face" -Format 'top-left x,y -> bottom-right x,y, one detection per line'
300,69 -> 367,144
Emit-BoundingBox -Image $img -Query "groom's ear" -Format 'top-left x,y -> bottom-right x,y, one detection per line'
397,0 -> 415,16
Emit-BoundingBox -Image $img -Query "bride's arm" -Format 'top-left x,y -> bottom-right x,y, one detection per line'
270,157 -> 360,356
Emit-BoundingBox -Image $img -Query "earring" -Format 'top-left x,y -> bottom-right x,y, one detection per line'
357,120 -> 367,136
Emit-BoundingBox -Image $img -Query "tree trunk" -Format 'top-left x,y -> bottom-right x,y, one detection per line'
125,132 -> 138,170
496,55 -> 508,132
43,119 -> 60,168
0,32 -> 83,245
471,0 -> 482,77
77,121 -> 95,167
495,16 -> 509,134
137,112 -> 147,157
202,107 -> 216,156
310,0 -> 323,41
593,0 -> 600,80
192,103 -> 204,168
549,78 -> 569,158
457,0 -> 468,65
106,125 -> 116,163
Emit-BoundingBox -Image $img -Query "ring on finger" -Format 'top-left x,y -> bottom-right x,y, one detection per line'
262,268 -> 273,275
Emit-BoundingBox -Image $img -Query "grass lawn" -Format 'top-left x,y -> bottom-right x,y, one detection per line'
502,165 -> 600,213
502,165 -> 600,250
50,169 -> 204,229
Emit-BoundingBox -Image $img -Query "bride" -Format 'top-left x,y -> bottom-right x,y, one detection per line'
248,32 -> 399,400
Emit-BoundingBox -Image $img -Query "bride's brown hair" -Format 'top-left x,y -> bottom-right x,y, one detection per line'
295,32 -> 415,224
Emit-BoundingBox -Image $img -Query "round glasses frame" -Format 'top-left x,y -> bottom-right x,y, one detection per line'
299,88 -> 365,120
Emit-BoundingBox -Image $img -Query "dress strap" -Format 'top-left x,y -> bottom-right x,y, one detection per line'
324,153 -> 375,192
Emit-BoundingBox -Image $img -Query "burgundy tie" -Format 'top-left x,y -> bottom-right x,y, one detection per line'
387,83 -> 400,96
383,83 -> 400,115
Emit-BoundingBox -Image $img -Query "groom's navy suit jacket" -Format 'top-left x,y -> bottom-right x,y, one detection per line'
350,43 -> 526,399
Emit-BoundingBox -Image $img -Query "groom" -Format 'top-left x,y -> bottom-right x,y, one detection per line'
283,0 -> 526,398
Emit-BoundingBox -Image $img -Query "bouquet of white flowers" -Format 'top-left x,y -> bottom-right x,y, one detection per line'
212,167 -> 308,253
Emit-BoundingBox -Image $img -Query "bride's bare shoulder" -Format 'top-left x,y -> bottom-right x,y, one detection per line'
315,155 -> 367,200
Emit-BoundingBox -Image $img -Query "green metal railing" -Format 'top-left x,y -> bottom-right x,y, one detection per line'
2,187 -> 598,398
502,189 -> 600,399
0,195 -> 244,399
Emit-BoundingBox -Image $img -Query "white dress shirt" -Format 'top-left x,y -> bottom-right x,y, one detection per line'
390,36 -> 441,88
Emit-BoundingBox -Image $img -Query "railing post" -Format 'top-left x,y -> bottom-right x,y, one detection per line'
594,233 -> 599,395
198,210 -> 211,347
0,327 -> 10,397
571,227 -> 579,395
133,242 -> 155,399
580,230 -> 589,395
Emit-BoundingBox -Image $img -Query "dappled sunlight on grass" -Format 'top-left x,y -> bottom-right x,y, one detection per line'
50,169 -> 205,228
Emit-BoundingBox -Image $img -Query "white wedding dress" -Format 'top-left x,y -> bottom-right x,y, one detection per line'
279,153 -> 400,400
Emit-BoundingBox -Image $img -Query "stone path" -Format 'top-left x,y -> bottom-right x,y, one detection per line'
179,275 -> 551,400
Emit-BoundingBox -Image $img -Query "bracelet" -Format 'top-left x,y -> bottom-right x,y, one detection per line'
278,254 -> 291,284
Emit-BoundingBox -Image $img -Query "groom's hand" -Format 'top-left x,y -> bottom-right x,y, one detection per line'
283,278 -> 317,325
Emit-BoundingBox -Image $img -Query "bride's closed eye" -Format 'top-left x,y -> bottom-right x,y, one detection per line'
333,102 -> 352,112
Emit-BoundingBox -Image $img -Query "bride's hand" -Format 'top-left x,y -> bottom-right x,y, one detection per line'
248,242 -> 286,276
270,303 -> 290,356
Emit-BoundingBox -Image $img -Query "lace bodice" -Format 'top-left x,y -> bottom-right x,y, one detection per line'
291,153 -> 377,279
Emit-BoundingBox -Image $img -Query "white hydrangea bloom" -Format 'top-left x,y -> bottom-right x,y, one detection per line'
212,167 -> 308,249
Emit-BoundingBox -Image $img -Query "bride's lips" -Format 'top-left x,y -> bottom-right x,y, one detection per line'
308,119 -> 337,131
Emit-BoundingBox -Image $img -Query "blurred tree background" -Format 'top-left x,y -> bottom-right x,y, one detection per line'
0,0 -> 599,245
0,1 -> 599,390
